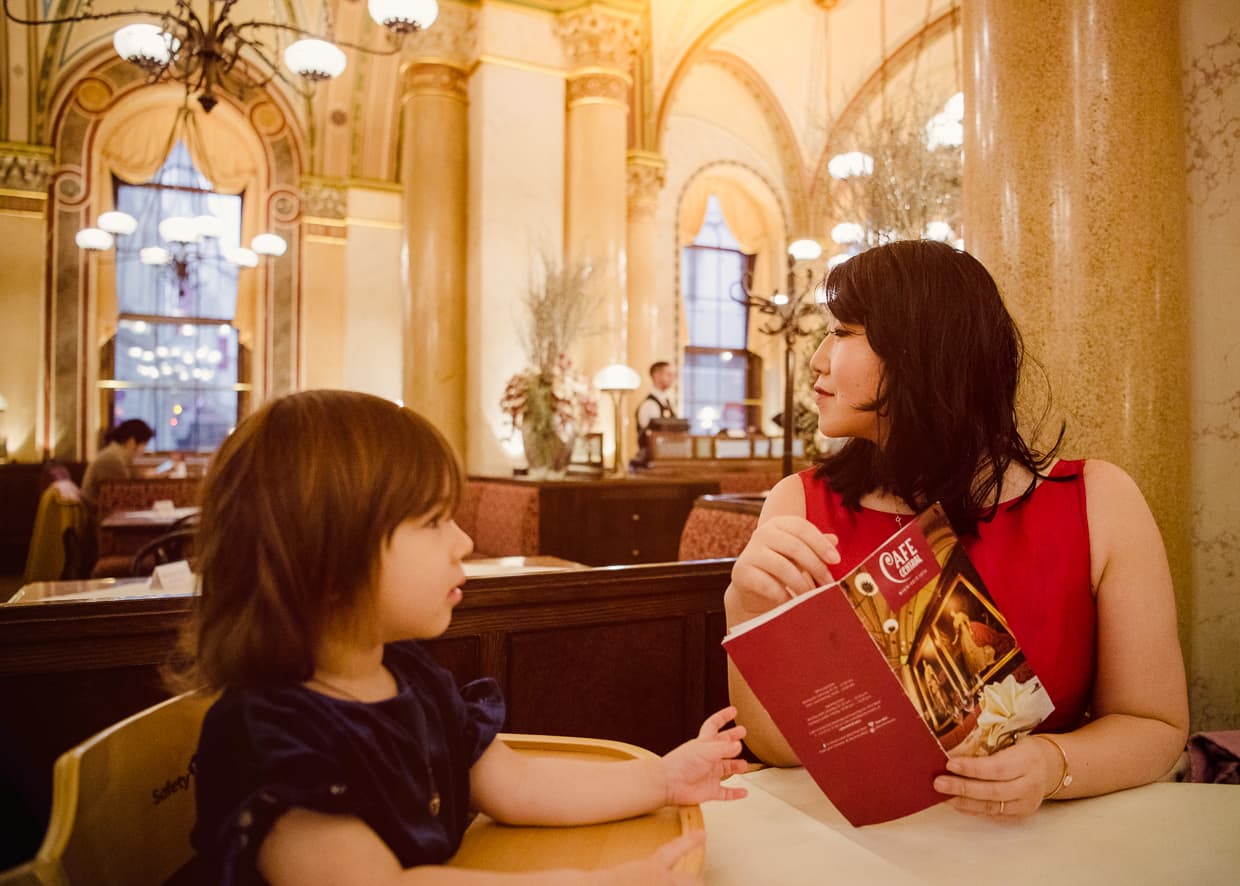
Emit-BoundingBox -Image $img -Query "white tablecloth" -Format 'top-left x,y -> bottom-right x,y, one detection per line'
702,766 -> 1240,885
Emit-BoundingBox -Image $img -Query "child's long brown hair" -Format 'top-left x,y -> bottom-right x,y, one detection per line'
173,390 -> 462,692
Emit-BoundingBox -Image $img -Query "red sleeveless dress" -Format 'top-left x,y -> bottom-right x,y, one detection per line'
800,459 -> 1095,733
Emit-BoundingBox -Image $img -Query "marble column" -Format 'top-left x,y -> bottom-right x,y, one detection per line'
962,2 -> 1190,646
625,150 -> 666,463
399,3 -> 476,455
557,6 -> 641,371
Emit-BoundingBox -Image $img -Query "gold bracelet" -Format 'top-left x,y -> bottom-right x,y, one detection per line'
1033,734 -> 1073,799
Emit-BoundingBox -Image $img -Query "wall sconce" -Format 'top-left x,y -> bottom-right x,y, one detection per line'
592,363 -> 641,476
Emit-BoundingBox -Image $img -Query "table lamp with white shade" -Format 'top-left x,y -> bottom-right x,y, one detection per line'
592,364 -> 641,475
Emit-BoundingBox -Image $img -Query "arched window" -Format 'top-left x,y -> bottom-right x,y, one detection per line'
681,194 -> 761,434
107,141 -> 242,452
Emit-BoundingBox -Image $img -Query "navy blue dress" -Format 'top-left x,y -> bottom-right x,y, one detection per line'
191,641 -> 505,884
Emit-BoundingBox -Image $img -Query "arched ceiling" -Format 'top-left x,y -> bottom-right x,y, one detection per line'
5,0 -> 960,185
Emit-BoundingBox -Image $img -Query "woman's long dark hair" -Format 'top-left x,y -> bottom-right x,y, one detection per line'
816,240 -> 1065,535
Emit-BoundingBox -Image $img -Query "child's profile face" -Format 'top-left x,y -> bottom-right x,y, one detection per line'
370,512 -> 474,641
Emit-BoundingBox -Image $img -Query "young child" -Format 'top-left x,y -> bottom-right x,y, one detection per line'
186,389 -> 747,884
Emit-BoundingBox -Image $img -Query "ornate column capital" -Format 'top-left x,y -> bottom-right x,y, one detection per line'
626,151 -> 666,216
402,0 -> 478,70
0,143 -> 53,192
402,63 -> 469,102
555,5 -> 640,74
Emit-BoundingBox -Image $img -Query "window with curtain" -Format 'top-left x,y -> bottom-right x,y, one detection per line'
681,194 -> 761,434
108,140 -> 242,452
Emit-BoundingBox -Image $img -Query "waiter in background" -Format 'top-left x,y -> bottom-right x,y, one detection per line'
632,361 -> 678,468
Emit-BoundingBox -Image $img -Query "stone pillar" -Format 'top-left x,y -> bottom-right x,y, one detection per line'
625,150 -> 666,463
399,3 -> 476,454
0,144 -> 52,461
557,6 -> 640,371
962,1 -> 1190,646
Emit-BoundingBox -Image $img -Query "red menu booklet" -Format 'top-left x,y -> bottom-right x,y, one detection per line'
723,503 -> 1054,826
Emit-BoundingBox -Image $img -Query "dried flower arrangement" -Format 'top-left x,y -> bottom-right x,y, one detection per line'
500,255 -> 600,474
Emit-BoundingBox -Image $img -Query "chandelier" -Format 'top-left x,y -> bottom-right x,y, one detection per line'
3,0 -> 439,112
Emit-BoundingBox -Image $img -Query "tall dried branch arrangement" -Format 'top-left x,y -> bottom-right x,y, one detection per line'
519,254 -> 599,374
827,92 -> 962,244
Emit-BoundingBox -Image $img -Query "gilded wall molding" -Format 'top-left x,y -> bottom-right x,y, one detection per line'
700,49 -> 810,233
300,180 -> 347,220
556,5 -> 641,73
0,143 -> 53,192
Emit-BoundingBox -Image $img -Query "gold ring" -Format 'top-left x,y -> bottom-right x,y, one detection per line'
999,800 -> 1006,815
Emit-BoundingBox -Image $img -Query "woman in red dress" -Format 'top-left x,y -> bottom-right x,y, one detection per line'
726,240 -> 1188,818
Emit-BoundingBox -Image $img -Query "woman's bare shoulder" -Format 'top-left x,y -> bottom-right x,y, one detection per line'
1080,458 -> 1146,505
758,473 -> 809,523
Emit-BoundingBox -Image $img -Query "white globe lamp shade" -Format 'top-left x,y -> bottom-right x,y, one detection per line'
283,39 -> 347,81
75,228 -> 114,251
826,253 -> 851,270
923,221 -> 955,242
113,24 -> 178,68
98,211 -> 138,236
787,238 -> 822,261
251,233 -> 288,257
140,246 -> 172,266
225,247 -> 259,268
827,151 -> 874,180
369,0 -> 439,33
193,214 -> 224,239
159,216 -> 201,244
944,91 -> 964,121
593,363 -> 641,392
830,222 -> 865,245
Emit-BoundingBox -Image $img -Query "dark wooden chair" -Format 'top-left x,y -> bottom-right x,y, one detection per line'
128,529 -> 197,577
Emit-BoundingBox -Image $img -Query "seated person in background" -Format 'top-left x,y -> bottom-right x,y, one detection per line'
80,418 -> 155,516
183,390 -> 748,884
632,361 -> 679,468
726,240 -> 1188,819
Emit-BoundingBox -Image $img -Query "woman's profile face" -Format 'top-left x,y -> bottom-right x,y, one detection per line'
809,318 -> 884,442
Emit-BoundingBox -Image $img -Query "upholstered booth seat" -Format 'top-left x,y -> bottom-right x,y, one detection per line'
677,495 -> 762,561
455,480 -> 541,557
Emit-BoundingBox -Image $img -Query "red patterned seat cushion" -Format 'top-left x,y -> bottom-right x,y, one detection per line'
470,483 -> 540,557
455,482 -> 484,543
677,507 -> 758,560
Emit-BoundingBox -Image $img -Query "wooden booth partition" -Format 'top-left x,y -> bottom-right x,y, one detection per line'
0,560 -> 734,869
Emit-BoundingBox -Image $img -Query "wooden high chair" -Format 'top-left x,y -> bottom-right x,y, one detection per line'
0,691 -> 214,886
0,705 -> 704,883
